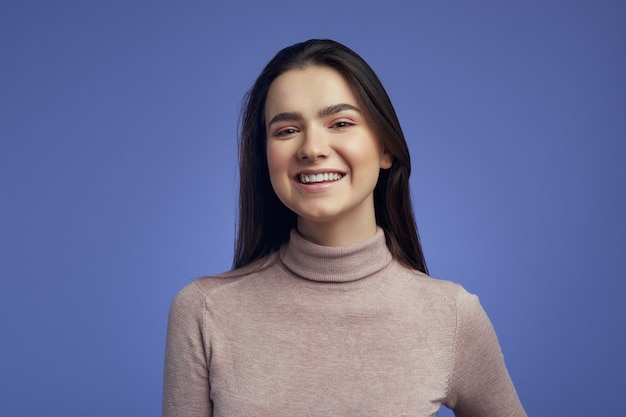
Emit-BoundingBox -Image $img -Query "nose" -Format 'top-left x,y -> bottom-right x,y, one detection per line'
297,127 -> 331,162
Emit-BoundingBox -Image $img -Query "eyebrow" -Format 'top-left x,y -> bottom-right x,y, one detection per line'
267,103 -> 361,128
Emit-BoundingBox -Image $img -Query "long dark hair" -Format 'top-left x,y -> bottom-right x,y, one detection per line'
234,39 -> 428,274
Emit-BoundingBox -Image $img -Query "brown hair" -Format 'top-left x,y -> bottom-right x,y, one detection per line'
234,39 -> 428,274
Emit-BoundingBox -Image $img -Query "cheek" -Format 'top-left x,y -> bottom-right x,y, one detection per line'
344,143 -> 386,188
266,143 -> 291,184
342,141 -> 383,170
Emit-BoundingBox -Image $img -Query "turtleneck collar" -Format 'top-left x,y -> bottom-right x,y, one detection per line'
278,227 -> 393,283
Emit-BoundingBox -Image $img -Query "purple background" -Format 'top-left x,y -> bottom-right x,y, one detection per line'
1,1 -> 625,415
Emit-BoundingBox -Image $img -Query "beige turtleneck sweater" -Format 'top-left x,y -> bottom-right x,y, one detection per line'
163,228 -> 526,416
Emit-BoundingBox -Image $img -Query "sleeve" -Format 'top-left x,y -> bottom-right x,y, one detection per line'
445,291 -> 527,417
163,281 -> 212,417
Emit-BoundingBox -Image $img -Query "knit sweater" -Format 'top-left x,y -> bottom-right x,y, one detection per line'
163,228 -> 526,417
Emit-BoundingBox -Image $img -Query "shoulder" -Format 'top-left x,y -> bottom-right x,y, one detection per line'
170,251 -> 281,309
400,268 -> 500,361
388,260 -> 479,309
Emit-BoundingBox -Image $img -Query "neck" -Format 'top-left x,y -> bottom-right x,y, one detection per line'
296,217 -> 378,247
279,226 -> 392,283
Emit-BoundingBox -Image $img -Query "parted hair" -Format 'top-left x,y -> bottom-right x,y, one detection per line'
234,39 -> 428,274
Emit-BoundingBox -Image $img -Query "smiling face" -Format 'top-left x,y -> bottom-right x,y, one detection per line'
265,65 -> 392,246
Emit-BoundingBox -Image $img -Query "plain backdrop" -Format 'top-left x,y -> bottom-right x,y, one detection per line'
1,1 -> 625,416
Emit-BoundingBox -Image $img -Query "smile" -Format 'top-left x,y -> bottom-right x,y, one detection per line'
298,172 -> 344,184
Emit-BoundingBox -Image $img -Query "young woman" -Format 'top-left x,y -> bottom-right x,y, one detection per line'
163,39 -> 526,417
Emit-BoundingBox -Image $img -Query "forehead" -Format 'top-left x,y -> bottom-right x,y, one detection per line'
264,66 -> 358,117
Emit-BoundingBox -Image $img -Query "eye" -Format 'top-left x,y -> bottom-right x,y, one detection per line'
331,121 -> 354,129
273,127 -> 299,137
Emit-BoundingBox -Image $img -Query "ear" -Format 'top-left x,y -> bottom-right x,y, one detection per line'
380,150 -> 393,170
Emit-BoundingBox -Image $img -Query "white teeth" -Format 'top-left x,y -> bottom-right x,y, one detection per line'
299,173 -> 343,184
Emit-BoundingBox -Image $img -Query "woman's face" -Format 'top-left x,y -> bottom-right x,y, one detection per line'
264,65 -> 392,245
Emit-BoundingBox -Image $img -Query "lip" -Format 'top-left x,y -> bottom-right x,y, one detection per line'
293,169 -> 346,192
294,169 -> 346,183
295,168 -> 346,176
